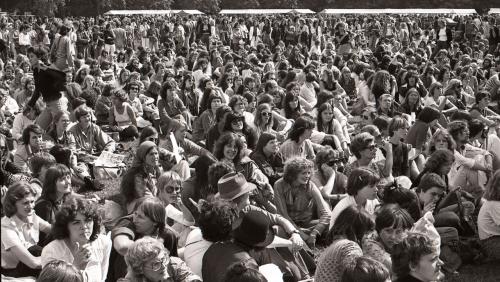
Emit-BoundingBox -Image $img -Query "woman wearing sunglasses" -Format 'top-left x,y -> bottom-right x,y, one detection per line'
312,146 -> 348,207
120,236 -> 200,282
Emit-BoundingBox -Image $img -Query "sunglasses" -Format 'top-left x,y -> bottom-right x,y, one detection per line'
261,112 -> 272,117
326,159 -> 342,166
164,185 -> 181,194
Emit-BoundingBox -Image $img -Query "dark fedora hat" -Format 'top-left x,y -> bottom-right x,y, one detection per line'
233,210 -> 275,248
217,172 -> 256,201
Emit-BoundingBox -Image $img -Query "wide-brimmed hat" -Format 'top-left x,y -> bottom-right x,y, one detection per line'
233,210 -> 275,248
216,172 -> 256,201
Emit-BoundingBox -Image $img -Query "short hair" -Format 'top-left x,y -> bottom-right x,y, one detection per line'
229,95 -> 245,110
468,119 -> 485,137
372,116 -> 391,132
448,120 -> 469,141
213,132 -> 244,165
223,261 -> 268,282
388,116 -> 409,137
52,197 -> 101,242
375,204 -> 415,233
341,256 -> 390,282
42,164 -> 72,203
157,171 -> 182,195
21,124 -> 43,145
328,205 -> 375,245
138,126 -> 158,145
484,170 -> 500,201
27,46 -> 48,60
391,232 -> 437,278
52,111 -> 71,126
125,236 -> 168,279
346,168 -> 380,196
37,260 -> 83,282
3,182 -> 37,217
283,157 -> 314,184
417,173 -> 446,193
422,149 -> 455,175
287,115 -> 315,142
198,199 -> 238,242
74,105 -> 92,121
30,153 -> 56,178
350,132 -> 375,159
475,91 -> 490,104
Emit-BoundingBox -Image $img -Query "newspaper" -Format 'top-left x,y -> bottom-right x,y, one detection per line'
94,151 -> 125,167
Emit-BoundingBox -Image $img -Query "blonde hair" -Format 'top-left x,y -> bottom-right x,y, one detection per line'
157,171 -> 182,194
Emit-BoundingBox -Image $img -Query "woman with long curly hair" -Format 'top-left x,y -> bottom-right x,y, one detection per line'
369,70 -> 396,107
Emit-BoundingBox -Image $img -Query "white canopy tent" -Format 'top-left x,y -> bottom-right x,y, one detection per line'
489,8 -> 500,14
319,9 -> 476,15
104,10 -> 203,16
219,9 -> 315,15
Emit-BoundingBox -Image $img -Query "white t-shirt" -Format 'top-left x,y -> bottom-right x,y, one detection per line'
329,195 -> 379,229
183,228 -> 213,278
41,234 -> 112,282
478,200 -> 500,240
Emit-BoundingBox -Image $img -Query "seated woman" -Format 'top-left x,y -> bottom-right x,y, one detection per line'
362,204 -> 415,273
477,170 -> 500,261
156,171 -> 195,248
341,256 -> 390,282
120,141 -> 161,214
221,112 -> 258,151
329,168 -> 380,228
13,124 -> 45,173
11,104 -> 39,142
250,133 -> 284,186
214,132 -> 275,212
344,132 -> 392,180
391,232 -> 444,282
70,106 -> 116,154
1,183 -> 51,278
45,111 -> 76,150
162,119 -> 212,163
192,93 -> 222,142
313,102 -> 349,154
280,92 -> 304,121
311,146 -> 348,206
388,116 -> 420,179
253,103 -> 288,142
229,94 -> 254,129
315,206 -> 375,282
398,88 -> 423,116
108,89 -> 139,142
121,236 -> 201,282
406,106 -> 442,169
280,115 -> 318,160
157,79 -> 191,132
274,157 -> 331,247
41,197 -> 111,282
110,197 -> 178,281
469,91 -> 500,127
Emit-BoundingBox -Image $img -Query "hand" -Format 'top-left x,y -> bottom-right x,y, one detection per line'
423,201 -> 436,214
74,242 -> 91,270
289,233 -> 305,252
306,234 -> 317,248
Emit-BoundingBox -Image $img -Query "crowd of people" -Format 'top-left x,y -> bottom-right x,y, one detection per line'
1,10 -> 500,282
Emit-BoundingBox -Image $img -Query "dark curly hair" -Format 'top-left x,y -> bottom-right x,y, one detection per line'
21,124 -> 43,145
198,199 -> 238,242
52,197 -> 101,242
287,115 -> 315,143
213,132 -> 244,165
391,232 -> 438,278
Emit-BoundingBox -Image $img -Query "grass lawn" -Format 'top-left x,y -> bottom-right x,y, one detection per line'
444,260 -> 500,282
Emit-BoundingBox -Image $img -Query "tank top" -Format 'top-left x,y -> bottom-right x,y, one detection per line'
114,104 -> 131,129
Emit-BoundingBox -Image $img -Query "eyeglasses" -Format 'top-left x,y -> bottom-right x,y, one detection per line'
261,112 -> 271,117
365,144 -> 377,151
164,185 -> 181,194
326,159 -> 342,166
145,254 -> 170,271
